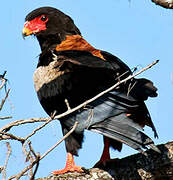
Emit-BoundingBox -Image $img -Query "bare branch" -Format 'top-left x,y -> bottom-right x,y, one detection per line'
2,142 -> 12,180
40,121 -> 78,160
23,111 -> 57,142
0,71 -> 7,90
0,116 -> 12,120
65,98 -> 71,110
0,132 -> 25,142
8,122 -> 78,180
30,153 -> 40,180
24,118 -> 54,142
0,79 -> 7,90
0,118 -> 49,132
0,89 -> 10,111
28,141 -> 37,159
22,141 -> 41,179
28,141 -> 38,179
152,0 -> 173,9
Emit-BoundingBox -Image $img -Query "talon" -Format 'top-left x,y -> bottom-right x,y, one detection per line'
52,165 -> 83,175
52,153 -> 83,175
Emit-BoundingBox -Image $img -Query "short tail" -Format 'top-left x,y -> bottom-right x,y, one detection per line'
128,78 -> 158,100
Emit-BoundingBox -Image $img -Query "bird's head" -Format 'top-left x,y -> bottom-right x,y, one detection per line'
22,7 -> 81,50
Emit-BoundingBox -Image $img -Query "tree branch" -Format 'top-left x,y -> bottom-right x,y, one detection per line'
40,122 -> 78,161
152,0 -> 173,9
0,71 -> 7,90
8,122 -> 78,180
2,142 -> 12,180
0,132 -> 25,142
0,117 -> 12,120
36,141 -> 173,180
0,88 -> 10,111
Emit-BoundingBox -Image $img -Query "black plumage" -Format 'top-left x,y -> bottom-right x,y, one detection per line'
23,7 -> 159,174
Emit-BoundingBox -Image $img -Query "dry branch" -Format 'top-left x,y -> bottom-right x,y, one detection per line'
30,153 -> 40,180
152,0 -> 173,9
2,142 -> 12,180
0,71 -> 7,90
36,141 -> 173,180
0,89 -> 10,111
40,122 -> 78,161
0,132 -> 25,142
8,122 -> 78,180
0,79 -> 6,90
23,141 -> 38,179
0,117 -> 12,120
24,118 -> 54,142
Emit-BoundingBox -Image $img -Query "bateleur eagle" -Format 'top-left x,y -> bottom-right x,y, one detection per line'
22,7 -> 159,175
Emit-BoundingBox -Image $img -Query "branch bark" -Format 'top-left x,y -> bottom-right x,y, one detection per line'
36,141 -> 173,180
0,89 -> 10,111
152,0 -> 173,9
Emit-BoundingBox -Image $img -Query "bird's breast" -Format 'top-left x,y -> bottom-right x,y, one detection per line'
33,60 -> 70,100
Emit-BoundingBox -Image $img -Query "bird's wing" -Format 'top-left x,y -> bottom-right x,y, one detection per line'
35,49 -> 123,115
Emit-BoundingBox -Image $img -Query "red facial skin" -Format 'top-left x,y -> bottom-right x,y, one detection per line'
23,15 -> 48,36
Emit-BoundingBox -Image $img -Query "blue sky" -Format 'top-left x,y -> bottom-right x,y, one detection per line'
0,0 -> 173,179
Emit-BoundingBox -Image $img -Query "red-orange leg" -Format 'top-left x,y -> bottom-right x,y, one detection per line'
52,153 -> 83,175
94,137 -> 111,167
100,137 -> 111,162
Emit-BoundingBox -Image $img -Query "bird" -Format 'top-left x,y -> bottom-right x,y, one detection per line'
22,6 -> 159,175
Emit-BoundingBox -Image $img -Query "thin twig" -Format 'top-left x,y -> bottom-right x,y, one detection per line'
0,89 -> 10,111
65,98 -> 71,110
0,132 -> 25,143
24,118 -> 54,142
0,71 -> 7,90
127,80 -> 137,97
23,111 -> 57,142
0,118 -> 50,132
2,142 -> 12,180
22,141 -> 30,162
8,122 -> 78,180
28,141 -> 36,178
0,116 -> 12,120
28,155 -> 34,179
30,153 -> 40,180
0,79 -> 7,90
40,121 -> 78,160
28,141 -> 37,158
22,141 -> 42,179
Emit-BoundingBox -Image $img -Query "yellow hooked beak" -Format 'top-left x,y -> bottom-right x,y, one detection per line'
22,26 -> 33,37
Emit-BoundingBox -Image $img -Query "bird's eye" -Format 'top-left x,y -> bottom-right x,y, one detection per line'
40,15 -> 48,22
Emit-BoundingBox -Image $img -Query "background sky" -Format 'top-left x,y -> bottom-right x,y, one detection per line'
0,0 -> 173,179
